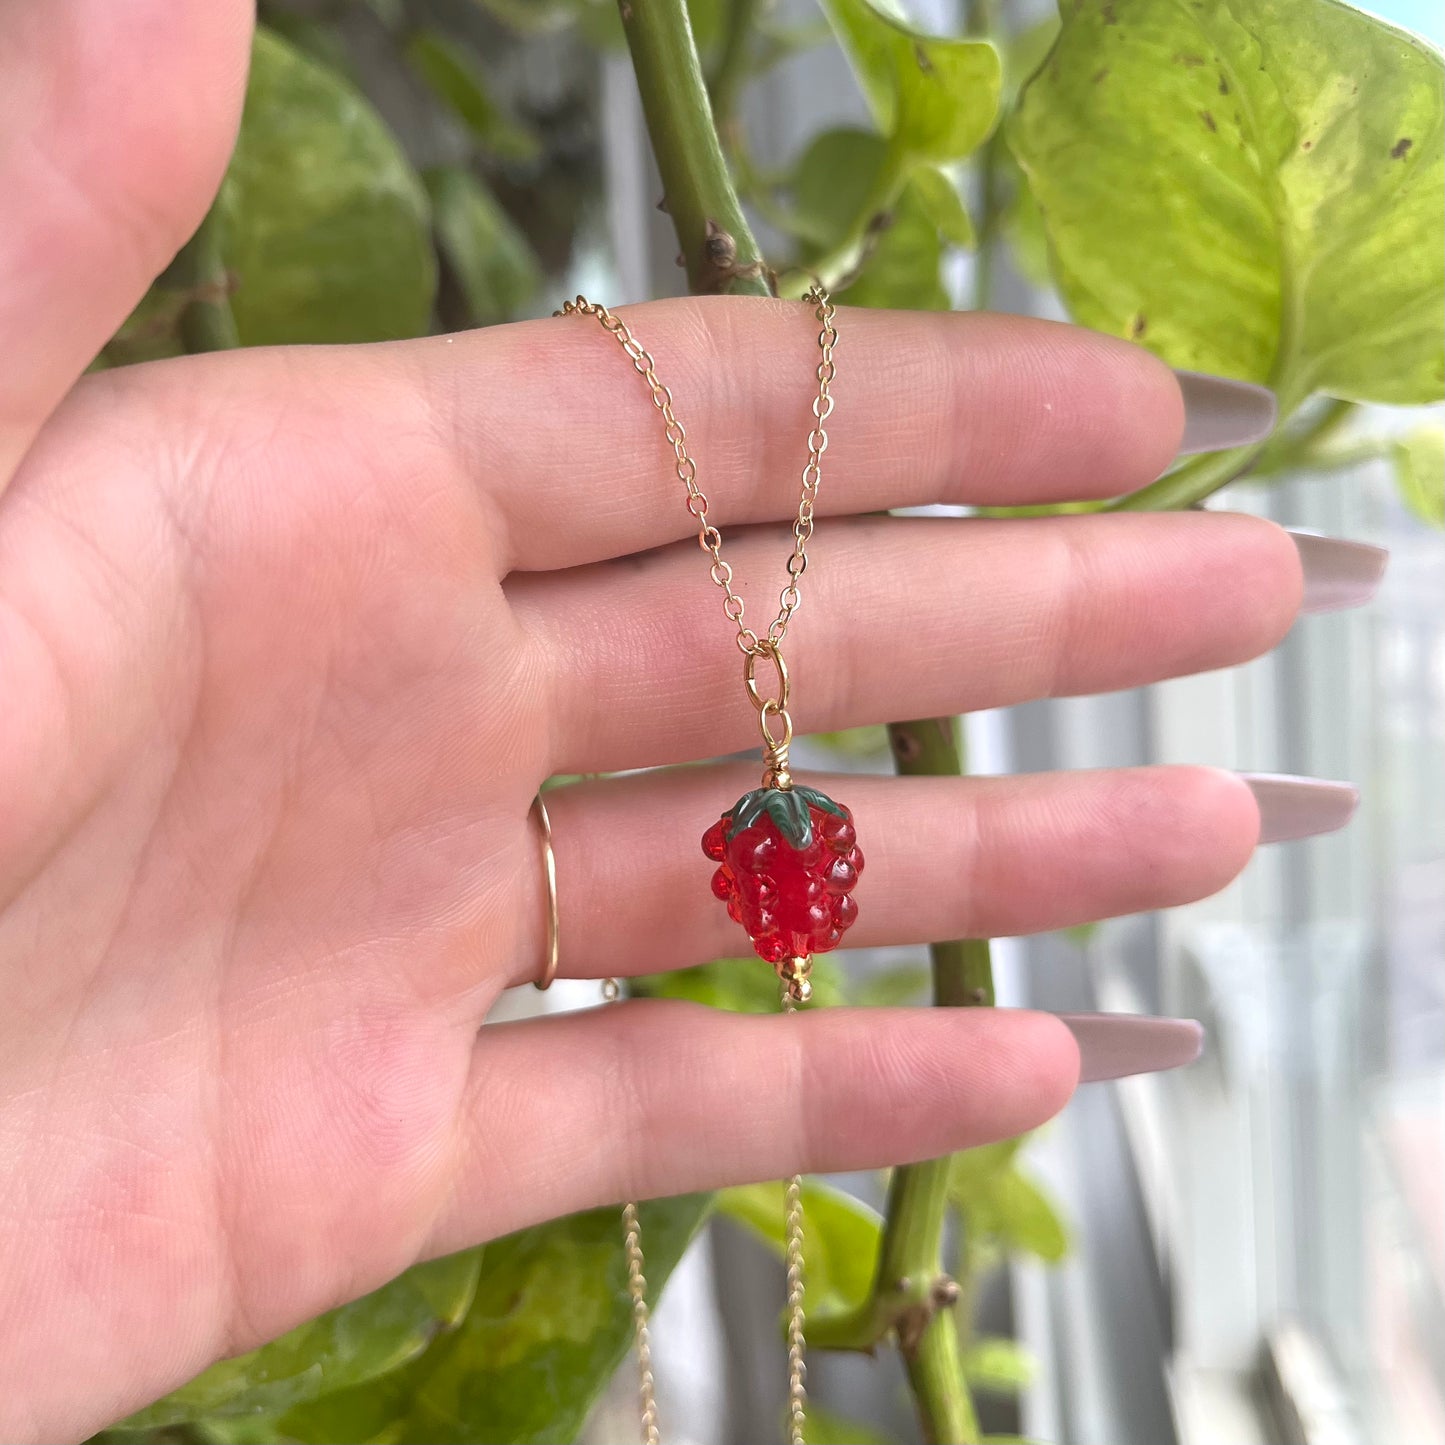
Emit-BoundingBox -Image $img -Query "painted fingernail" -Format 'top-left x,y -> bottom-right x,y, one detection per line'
1241,772 -> 1359,843
1174,369 -> 1277,455
1289,530 -> 1390,614
1061,1013 -> 1204,1082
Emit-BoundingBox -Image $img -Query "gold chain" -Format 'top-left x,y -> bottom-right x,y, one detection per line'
782,993 -> 808,1445
603,978 -> 661,1444
569,292 -> 835,1445
555,287 -> 837,665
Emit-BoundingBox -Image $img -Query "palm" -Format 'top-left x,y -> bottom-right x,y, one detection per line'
1,4 -> 1308,1441
2,336 -> 543,1432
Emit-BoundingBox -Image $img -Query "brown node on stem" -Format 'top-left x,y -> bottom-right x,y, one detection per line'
698,217 -> 769,294
894,1273 -> 960,1354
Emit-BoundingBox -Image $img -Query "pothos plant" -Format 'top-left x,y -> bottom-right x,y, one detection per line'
93,0 -> 1443,1442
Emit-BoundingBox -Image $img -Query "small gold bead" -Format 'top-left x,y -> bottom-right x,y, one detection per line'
777,955 -> 813,1005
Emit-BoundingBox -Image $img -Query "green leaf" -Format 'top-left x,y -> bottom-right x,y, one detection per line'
835,175 -> 951,310
983,1169 -> 1070,1263
803,1404 -> 891,1444
406,29 -> 542,164
718,1180 -> 882,1312
808,724 -> 891,760
964,1336 -> 1037,1394
949,1136 -> 1025,1196
639,954 -> 846,1012
119,1250 -> 482,1428
1010,0 -> 1445,410
278,1196 -> 711,1444
819,0 -> 1002,167
1393,427 -> 1445,526
220,29 -> 436,346
850,962 -> 930,1007
912,165 -> 977,247
803,0 -> 994,293
262,13 -> 356,79
787,128 -> 894,249
425,167 -> 542,326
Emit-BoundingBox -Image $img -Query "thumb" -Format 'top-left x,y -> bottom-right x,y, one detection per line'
0,0 -> 254,489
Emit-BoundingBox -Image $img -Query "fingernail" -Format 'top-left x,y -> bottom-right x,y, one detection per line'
1174,369 -> 1277,455
1061,1013 -> 1204,1082
1241,772 -> 1359,843
1289,529 -> 1390,614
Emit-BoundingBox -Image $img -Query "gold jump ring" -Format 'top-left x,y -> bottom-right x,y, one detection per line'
743,638 -> 790,714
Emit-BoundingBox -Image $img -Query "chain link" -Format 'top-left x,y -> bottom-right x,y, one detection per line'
556,288 -> 836,661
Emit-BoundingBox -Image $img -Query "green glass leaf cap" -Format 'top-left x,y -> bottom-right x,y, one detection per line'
724,785 -> 846,849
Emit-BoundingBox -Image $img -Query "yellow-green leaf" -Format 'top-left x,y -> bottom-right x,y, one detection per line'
638,955 -> 845,1012
912,165 -> 977,248
1010,0 -> 1444,411
986,1169 -> 1070,1262
277,1196 -> 711,1443
118,1250 -> 482,1428
788,128 -> 894,248
718,1180 -> 881,1312
835,176 -> 951,310
1393,427 -> 1445,526
220,29 -> 437,346
964,1336 -> 1037,1393
819,0 -> 1001,166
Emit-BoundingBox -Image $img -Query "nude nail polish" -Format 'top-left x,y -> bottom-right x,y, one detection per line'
1061,1013 -> 1205,1082
1289,530 -> 1390,615
1241,773 -> 1360,844
1174,370 -> 1277,455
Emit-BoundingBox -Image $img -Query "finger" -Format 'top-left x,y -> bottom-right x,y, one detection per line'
511,510 -> 1301,775
0,0 -> 251,485
451,299 -> 1187,571
508,763 -> 1259,985
123,299 -> 1185,574
433,1002 -> 1079,1249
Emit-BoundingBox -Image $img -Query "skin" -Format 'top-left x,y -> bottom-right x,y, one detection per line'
0,2 -> 1303,1439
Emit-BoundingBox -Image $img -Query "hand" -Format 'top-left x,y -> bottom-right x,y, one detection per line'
0,4 -> 1306,1439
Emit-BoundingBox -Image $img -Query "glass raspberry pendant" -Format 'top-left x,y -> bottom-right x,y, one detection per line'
702,783 -> 863,1003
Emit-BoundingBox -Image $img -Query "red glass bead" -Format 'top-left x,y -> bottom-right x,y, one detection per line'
700,785 -> 862,964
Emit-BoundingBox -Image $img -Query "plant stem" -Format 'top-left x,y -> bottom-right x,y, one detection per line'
163,205 -> 240,353
620,0 -> 982,1432
1106,442 -> 1266,511
873,719 -> 990,1444
709,0 -> 762,136
906,1302 -> 982,1445
1249,397 -> 1357,478
618,0 -> 770,295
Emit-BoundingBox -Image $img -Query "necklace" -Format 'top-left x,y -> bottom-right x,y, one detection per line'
555,289 -> 856,1445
